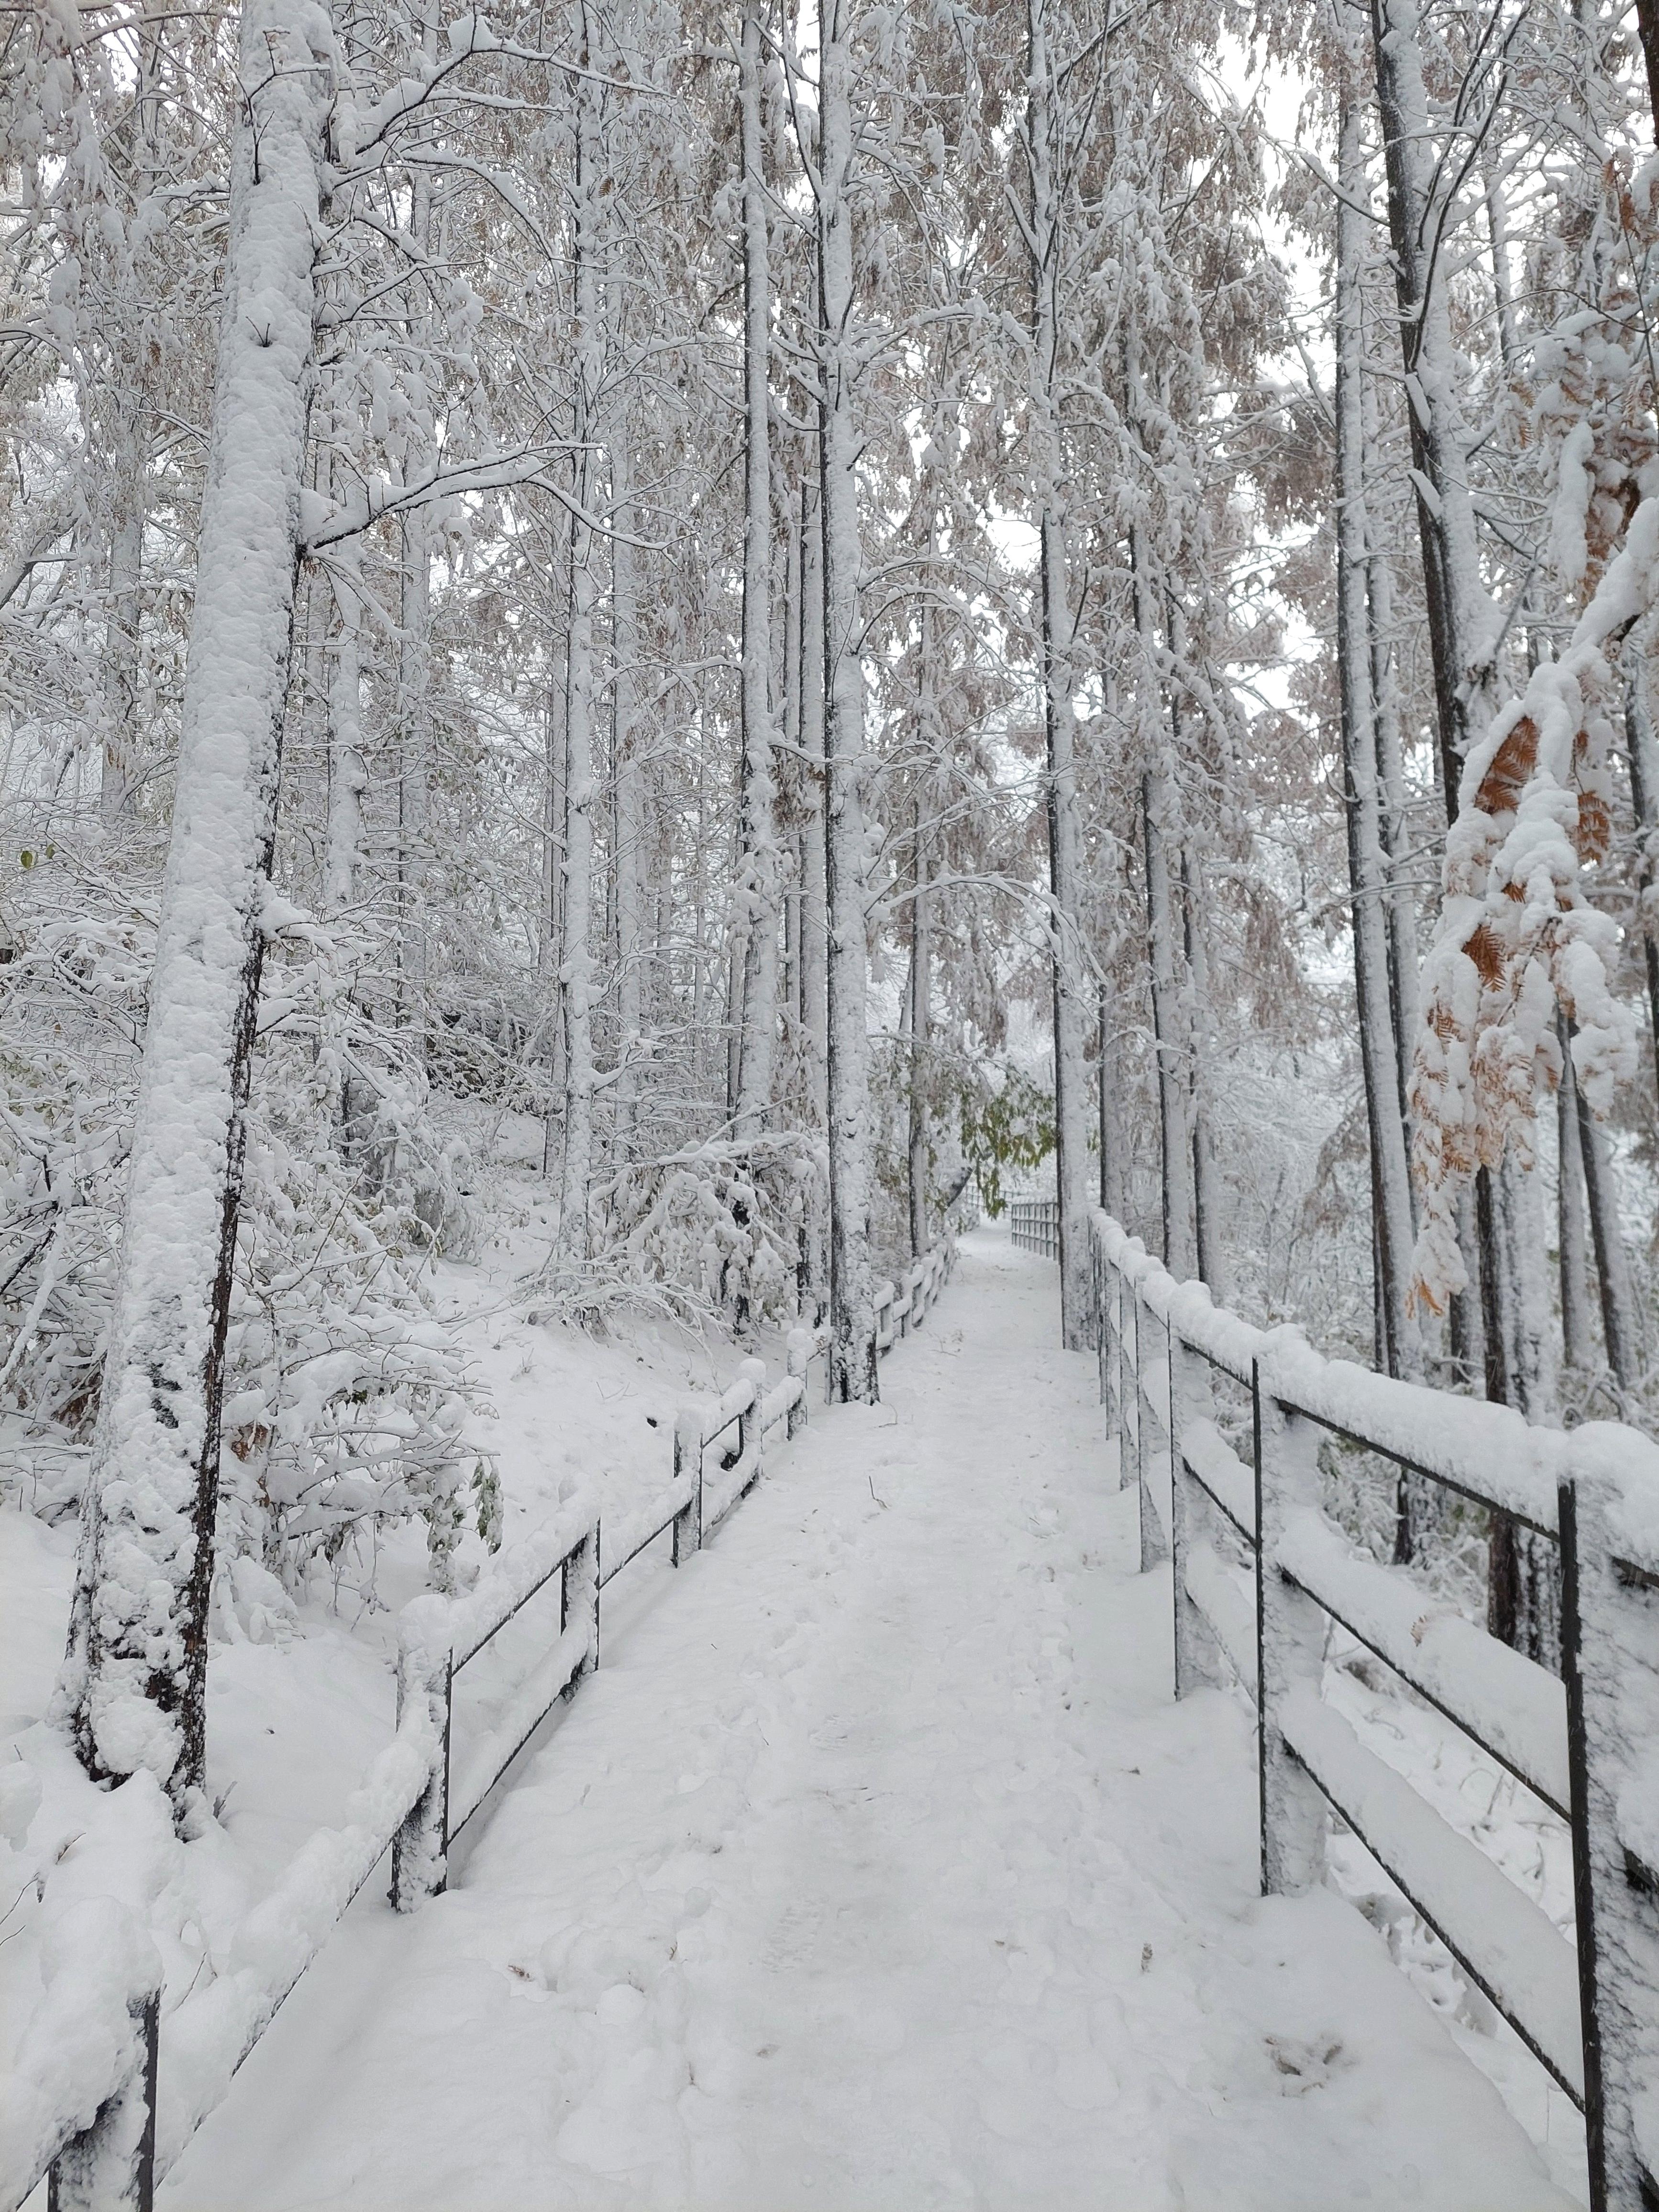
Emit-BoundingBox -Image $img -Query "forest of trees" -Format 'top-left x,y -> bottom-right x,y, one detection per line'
2,0 -> 1658,1805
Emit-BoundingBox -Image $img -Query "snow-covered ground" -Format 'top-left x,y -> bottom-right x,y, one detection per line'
147,1229 -> 1576,2212
0,1170 -> 753,2200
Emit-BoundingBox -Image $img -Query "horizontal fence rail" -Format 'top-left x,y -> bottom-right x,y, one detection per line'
1089,1210 -> 1659,2212
5,1237 -> 957,2212
1007,1197 -> 1059,1260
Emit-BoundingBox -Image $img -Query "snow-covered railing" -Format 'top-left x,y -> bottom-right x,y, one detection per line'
873,1239 -> 952,1354
1008,1197 -> 1059,1260
7,1234 -> 958,2212
1092,1210 -> 1659,2212
384,1234 -> 953,1911
4,1703 -> 442,2212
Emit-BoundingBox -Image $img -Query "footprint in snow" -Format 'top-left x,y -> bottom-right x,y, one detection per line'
1263,2032 -> 1347,2094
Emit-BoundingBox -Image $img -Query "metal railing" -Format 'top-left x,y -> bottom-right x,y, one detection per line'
1092,1209 -> 1659,2212
8,1237 -> 958,2212
1007,1197 -> 1059,1259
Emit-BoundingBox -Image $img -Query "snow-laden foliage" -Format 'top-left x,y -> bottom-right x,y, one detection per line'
0,860 -> 490,1591
1411,504 -> 1659,1313
585,1134 -> 825,1333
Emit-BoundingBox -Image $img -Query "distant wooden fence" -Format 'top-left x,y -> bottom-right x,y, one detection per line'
1085,1210 -> 1658,2212
3,1238 -> 957,2212
1007,1197 -> 1058,1259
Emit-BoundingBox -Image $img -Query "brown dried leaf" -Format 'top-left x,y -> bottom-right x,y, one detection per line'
1464,922 -> 1506,986
1575,788 -> 1614,863
1473,716 -> 1538,819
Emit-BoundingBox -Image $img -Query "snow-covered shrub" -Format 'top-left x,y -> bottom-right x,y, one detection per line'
0,863 -> 492,1595
584,1134 -> 826,1330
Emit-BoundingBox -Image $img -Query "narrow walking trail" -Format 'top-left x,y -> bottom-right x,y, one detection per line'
162,1233 -> 1574,2212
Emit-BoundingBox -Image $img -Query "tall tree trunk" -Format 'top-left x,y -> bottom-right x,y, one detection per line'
323,499 -> 366,918
1142,761 -> 1195,1277
908,805 -> 930,1259
611,404 -> 644,1161
397,507 -> 432,1058
1576,1065 -> 1641,1402
1557,1014 -> 1595,1376
1336,67 -> 1416,1379
64,0 -> 329,1814
1372,0 -> 1502,1435
1027,0 -> 1092,1348
819,0 -> 877,1401
539,609 -> 567,1182
1370,0 -> 1499,807
1359,423 -> 1418,1144
1475,1165 -> 1510,1408
555,50 -> 601,1274
781,472 -> 803,1070
1634,0 -> 1659,138
99,433 -> 144,831
1500,1153 -> 1556,1421
321,515 -> 365,1148
94,15 -> 163,833
1097,979 -> 1116,1215
1488,1159 -> 1561,1665
734,0 -> 778,1137
1182,849 -> 1226,1304
395,153 -> 436,1057
797,472 -> 829,1129
1625,650 -> 1659,1111
557,515 -> 598,1270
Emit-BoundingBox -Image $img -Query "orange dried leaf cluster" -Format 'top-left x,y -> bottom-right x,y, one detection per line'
1472,715 -> 1538,818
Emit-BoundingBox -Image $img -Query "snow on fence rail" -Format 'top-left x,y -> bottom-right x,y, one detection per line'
1088,1210 -> 1659,2212
3,1238 -> 957,2212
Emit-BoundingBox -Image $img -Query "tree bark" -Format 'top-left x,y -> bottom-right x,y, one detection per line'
611,396 -> 644,1161
323,480 -> 366,918
1027,0 -> 1092,1348
797,473 -> 829,1128
819,0 -> 877,1400
395,153 -> 436,1056
1097,980 -> 1116,1215
1142,761 -> 1195,1277
1336,70 -> 1416,1378
1557,1015 -> 1595,1376
1182,848 -> 1226,1304
554,46 -> 602,1275
99,439 -> 144,831
397,507 -> 432,1057
64,0 -> 329,1814
1369,0 -> 1499,808
1576,1067 -> 1641,1401
1624,654 -> 1659,1114
908,807 -> 930,1258
539,610 -> 567,1181
1635,0 -> 1659,139
734,0 -> 779,1137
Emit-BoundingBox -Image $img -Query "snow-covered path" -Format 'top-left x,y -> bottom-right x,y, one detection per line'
162,1232 -> 1574,2212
